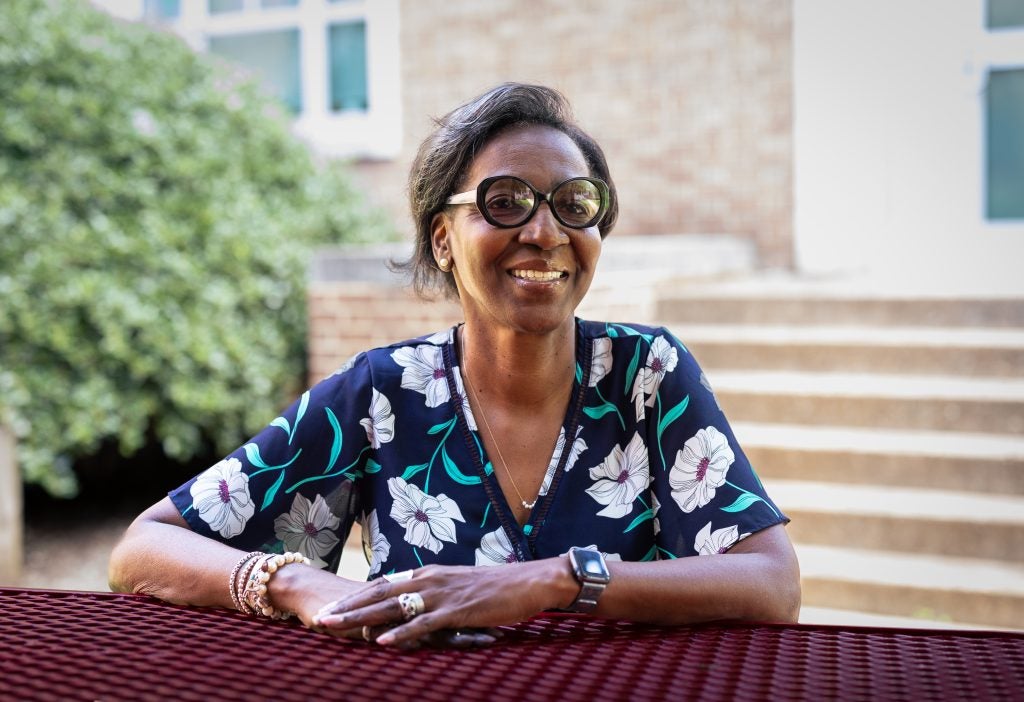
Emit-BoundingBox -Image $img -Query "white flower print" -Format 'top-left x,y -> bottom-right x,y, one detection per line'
694,522 -> 749,555
669,426 -> 735,513
359,387 -> 396,448
589,337 -> 613,387
361,509 -> 391,576
451,368 -> 478,431
474,527 -> 517,566
634,336 -> 679,409
190,457 -> 255,539
388,477 -> 466,554
273,493 -> 341,568
700,371 -> 723,411
585,433 -> 652,519
330,352 -> 360,378
538,426 -> 588,497
391,344 -> 450,408
424,329 -> 451,345
652,492 -> 662,535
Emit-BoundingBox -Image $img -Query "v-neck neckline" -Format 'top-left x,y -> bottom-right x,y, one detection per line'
443,320 -> 592,561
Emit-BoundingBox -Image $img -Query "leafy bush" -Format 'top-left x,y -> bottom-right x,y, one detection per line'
0,0 -> 393,496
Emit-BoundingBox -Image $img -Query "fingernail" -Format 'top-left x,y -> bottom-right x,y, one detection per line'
376,632 -> 396,646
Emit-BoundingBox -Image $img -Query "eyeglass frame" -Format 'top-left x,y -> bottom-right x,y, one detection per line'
444,175 -> 610,230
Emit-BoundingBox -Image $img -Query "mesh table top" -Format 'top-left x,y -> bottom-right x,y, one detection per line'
2,587 -> 1022,701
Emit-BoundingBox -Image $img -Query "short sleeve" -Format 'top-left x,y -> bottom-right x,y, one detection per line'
644,329 -> 788,559
168,354 -> 374,570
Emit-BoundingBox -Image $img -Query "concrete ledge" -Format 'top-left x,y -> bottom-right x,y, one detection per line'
0,427 -> 21,584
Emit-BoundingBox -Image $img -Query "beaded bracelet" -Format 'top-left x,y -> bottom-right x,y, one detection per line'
229,551 -> 264,613
241,551 -> 311,620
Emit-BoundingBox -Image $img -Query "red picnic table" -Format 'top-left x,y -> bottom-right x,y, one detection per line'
1,587 -> 1022,701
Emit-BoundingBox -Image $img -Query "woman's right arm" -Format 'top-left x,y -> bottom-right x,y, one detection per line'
108,496 -> 366,626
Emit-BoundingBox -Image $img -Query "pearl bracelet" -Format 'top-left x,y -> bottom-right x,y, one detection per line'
229,551 -> 264,614
241,551 -> 311,620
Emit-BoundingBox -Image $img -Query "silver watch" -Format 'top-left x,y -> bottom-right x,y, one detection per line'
566,547 -> 611,613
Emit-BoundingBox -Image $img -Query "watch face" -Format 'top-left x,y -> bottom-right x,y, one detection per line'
571,548 -> 611,584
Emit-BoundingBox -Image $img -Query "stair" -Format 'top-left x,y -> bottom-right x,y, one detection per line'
657,277 -> 1024,630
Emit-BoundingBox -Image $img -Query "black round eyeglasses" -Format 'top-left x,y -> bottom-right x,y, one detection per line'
445,175 -> 610,229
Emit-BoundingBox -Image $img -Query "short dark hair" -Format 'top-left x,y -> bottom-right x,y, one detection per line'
397,82 -> 618,299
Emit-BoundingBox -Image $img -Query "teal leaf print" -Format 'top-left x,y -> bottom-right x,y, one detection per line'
244,443 -> 301,472
723,479 -> 780,518
657,395 -> 690,438
442,446 -> 481,485
260,470 -> 287,511
365,458 -> 382,474
575,362 -> 583,384
401,463 -> 429,481
624,340 -> 643,396
483,461 -> 495,477
606,325 -> 619,338
623,508 -> 654,533
640,544 -> 657,561
720,491 -> 765,513
270,391 -> 310,445
583,403 -> 620,420
428,418 -> 455,435
324,407 -> 343,473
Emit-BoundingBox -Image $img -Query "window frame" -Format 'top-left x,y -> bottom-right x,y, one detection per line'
170,0 -> 401,160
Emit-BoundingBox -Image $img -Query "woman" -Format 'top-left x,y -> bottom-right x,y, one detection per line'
110,83 -> 800,648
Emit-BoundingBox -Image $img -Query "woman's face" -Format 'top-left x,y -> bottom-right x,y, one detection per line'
433,124 -> 603,337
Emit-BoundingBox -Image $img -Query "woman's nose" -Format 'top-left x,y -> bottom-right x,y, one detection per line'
517,202 -> 570,249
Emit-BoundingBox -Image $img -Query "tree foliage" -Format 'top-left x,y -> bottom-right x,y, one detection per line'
0,0 -> 392,496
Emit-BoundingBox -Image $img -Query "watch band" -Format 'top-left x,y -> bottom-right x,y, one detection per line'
569,579 -> 607,613
566,547 -> 610,613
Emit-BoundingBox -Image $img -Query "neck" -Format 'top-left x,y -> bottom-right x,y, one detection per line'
459,319 -> 576,409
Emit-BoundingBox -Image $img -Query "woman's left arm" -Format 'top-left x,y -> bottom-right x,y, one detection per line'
314,522 -> 799,647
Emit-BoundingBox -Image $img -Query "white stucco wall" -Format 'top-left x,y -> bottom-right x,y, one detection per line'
793,0 -> 1024,292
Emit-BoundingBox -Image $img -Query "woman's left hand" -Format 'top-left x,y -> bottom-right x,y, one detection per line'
312,559 -> 577,648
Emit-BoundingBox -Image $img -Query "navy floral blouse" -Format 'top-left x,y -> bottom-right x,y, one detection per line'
170,320 -> 787,577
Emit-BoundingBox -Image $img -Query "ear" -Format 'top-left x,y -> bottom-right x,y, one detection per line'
430,211 -> 451,263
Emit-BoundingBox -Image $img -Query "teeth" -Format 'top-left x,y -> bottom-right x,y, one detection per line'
512,269 -> 563,281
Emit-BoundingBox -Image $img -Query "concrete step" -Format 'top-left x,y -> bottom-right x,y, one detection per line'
766,479 -> 1024,561
655,287 -> 1024,328
796,544 -> 1024,630
683,325 -> 1024,377
798,605 -> 1021,632
733,422 -> 1024,496
711,370 -> 1024,435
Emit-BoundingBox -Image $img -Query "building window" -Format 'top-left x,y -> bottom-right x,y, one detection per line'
987,0 -> 1024,29
143,0 -> 400,159
328,22 -> 368,112
208,29 -> 302,113
986,69 -> 1024,219
142,0 -> 179,21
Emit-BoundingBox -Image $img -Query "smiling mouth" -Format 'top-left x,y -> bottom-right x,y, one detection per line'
510,269 -> 567,282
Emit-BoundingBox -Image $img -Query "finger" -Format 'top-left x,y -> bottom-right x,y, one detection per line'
375,612 -> 444,647
317,578 -> 393,617
317,595 -> 408,631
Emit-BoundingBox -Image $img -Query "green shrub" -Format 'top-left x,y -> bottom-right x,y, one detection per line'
0,0 -> 393,496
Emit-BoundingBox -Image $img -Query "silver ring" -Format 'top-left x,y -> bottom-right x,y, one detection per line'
397,592 -> 425,621
384,569 -> 414,583
362,625 -> 372,642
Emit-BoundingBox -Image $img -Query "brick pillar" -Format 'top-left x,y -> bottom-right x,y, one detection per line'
0,426 -> 21,584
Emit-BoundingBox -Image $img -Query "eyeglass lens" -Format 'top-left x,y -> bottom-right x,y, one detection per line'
483,177 -> 603,228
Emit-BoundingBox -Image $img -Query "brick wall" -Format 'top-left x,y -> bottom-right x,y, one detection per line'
351,0 -> 794,267
308,281 -> 463,383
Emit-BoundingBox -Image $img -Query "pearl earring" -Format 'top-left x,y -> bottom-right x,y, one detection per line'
438,257 -> 451,272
